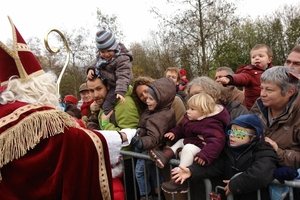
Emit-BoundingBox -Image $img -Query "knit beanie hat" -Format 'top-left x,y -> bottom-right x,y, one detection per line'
64,95 -> 78,105
95,27 -> 118,50
147,87 -> 158,102
226,114 -> 263,140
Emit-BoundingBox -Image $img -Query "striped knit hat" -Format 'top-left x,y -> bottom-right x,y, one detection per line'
95,27 -> 118,50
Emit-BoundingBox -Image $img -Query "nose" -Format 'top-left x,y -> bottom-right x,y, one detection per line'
260,89 -> 266,97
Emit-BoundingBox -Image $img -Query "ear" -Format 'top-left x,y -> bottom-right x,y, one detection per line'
268,57 -> 273,64
286,87 -> 295,98
106,85 -> 111,91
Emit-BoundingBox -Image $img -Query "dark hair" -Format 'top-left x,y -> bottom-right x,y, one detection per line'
65,104 -> 82,119
132,76 -> 155,113
87,68 -> 108,86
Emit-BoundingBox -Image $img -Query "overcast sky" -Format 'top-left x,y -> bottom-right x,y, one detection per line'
0,0 -> 299,47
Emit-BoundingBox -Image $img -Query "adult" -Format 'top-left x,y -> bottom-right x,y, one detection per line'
164,67 -> 188,105
86,70 -> 140,200
0,16 -> 113,200
78,82 -> 94,117
250,66 -> 300,199
186,76 -> 249,200
187,76 -> 249,121
284,45 -> 300,73
215,66 -> 244,104
250,66 -> 300,170
132,76 -> 186,126
132,76 -> 187,200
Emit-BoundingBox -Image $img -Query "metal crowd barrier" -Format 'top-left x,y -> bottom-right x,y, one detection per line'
120,150 -> 300,200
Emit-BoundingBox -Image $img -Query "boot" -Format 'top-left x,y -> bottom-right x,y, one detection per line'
161,179 -> 188,194
149,146 -> 174,168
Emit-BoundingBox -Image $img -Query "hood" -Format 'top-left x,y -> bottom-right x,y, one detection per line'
119,43 -> 133,62
148,78 -> 176,110
226,114 -> 263,142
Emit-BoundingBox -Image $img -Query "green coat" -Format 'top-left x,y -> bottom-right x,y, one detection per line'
98,85 -> 139,158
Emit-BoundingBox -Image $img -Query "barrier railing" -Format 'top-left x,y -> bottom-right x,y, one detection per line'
120,150 -> 300,200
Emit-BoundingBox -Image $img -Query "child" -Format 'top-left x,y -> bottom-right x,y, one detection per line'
149,93 -> 229,194
218,44 -> 273,110
179,68 -> 188,91
170,114 -> 278,200
130,77 -> 176,200
87,27 -> 133,124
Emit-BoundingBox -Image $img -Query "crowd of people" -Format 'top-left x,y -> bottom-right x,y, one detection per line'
1,15 -> 300,200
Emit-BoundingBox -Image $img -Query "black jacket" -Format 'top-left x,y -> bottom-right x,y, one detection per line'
188,138 -> 277,200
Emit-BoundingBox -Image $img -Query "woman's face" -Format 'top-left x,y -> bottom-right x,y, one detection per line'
260,82 -> 291,110
135,85 -> 149,103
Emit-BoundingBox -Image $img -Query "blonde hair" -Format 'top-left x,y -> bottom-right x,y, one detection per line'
187,93 -> 216,116
251,44 -> 273,58
164,67 -> 180,82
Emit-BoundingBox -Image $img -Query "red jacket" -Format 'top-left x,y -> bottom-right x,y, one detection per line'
226,64 -> 270,110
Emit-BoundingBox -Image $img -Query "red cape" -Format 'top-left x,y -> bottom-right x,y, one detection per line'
0,102 -> 113,200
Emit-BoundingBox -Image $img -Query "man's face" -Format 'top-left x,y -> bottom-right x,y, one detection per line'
215,70 -> 228,84
284,51 -> 300,73
165,71 -> 179,85
86,78 -> 109,106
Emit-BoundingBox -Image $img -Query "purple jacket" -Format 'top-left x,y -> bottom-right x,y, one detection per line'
169,105 -> 230,165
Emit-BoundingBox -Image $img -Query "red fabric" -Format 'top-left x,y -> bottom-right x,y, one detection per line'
231,64 -> 271,110
0,17 -> 44,88
179,69 -> 186,77
81,100 -> 93,116
112,178 -> 125,200
0,102 -> 114,200
64,95 -> 78,104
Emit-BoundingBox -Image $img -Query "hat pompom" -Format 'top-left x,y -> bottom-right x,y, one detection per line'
95,27 -> 118,50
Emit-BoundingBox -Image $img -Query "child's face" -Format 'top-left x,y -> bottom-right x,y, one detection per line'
227,124 -> 256,147
99,50 -> 116,61
250,47 -> 272,69
146,93 -> 158,110
165,71 -> 179,85
186,107 -> 202,121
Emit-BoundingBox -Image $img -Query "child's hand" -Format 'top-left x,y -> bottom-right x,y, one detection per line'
218,77 -> 230,85
171,165 -> 191,184
194,156 -> 206,166
101,110 -> 113,121
265,137 -> 278,151
116,94 -> 126,104
87,69 -> 94,80
164,132 -> 175,140
223,180 -> 231,196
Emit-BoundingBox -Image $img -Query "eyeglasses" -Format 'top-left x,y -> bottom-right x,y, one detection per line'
227,129 -> 256,140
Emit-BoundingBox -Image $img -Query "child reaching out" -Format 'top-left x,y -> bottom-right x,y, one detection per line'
149,93 -> 230,194
218,44 -> 273,110
170,114 -> 278,200
130,78 -> 177,199
87,27 -> 133,124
